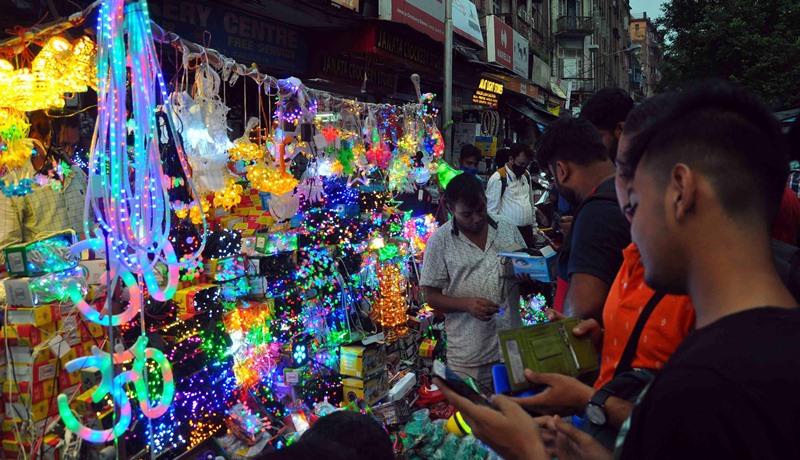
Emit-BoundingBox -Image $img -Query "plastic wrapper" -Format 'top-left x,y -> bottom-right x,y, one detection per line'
30,265 -> 88,304
431,433 -> 461,460
455,434 -> 491,460
419,419 -> 447,458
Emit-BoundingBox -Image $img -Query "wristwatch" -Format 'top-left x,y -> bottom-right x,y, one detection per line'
586,388 -> 615,426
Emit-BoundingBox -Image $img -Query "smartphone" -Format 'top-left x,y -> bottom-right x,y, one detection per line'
432,361 -> 492,406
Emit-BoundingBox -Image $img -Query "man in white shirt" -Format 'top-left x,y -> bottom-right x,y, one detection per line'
486,143 -> 538,247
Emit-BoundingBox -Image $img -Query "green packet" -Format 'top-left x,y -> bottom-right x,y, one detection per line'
499,318 -> 599,392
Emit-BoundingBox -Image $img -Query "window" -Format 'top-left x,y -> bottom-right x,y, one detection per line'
635,24 -> 640,31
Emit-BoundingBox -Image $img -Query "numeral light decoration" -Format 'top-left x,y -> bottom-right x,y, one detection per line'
57,0 -> 205,444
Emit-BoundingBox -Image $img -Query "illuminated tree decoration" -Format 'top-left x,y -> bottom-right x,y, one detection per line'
370,263 -> 410,342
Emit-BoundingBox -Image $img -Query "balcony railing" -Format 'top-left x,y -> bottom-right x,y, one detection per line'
555,16 -> 594,37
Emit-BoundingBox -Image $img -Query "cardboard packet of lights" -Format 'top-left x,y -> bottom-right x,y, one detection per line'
3,231 -> 79,277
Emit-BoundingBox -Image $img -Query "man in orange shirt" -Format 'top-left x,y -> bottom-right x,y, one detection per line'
508,94 -> 696,447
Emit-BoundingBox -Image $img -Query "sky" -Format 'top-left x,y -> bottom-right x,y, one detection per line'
630,0 -> 666,19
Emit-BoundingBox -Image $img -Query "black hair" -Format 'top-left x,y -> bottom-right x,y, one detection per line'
579,88 -> 634,132
628,80 -> 788,228
535,117 -> 608,167
616,93 -> 681,179
460,144 -> 482,164
495,147 -> 511,168
297,411 -> 393,460
444,171 -> 486,210
623,93 -> 680,135
254,439 -> 350,460
509,143 -> 533,160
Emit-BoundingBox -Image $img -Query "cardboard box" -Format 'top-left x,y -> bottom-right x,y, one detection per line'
0,323 -> 57,346
8,346 -> 52,365
2,379 -> 57,404
497,247 -> 558,282
340,342 -> 386,379
4,304 -> 60,325
12,359 -> 58,384
79,259 -> 108,285
342,372 -> 389,405
8,396 -> 58,422
175,284 -> 219,318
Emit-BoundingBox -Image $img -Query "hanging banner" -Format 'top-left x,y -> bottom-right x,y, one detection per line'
150,0 -> 308,74
485,15 -> 529,78
378,0 -> 484,47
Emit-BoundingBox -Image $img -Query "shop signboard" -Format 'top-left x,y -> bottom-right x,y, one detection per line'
331,0 -> 360,12
149,0 -> 308,75
485,16 -> 530,79
378,0 -> 484,47
472,78 -> 503,109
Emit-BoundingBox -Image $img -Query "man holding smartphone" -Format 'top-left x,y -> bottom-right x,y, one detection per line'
421,173 -> 526,391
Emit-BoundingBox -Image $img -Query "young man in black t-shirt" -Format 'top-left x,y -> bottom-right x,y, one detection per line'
535,118 -> 630,324
431,82 -> 800,460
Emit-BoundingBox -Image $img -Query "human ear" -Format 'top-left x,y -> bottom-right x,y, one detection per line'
615,121 -> 624,139
555,161 -> 570,184
669,164 -> 696,222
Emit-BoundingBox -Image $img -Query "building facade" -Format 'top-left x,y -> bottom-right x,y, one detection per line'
630,12 -> 663,99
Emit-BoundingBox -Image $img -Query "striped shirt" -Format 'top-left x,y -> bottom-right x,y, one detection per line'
0,162 -> 88,264
486,165 -> 538,228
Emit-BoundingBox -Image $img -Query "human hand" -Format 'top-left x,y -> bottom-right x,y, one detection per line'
465,297 -> 499,321
544,311 -> 603,351
512,370 -> 594,416
434,377 -> 549,460
547,415 -> 614,460
570,318 -> 603,351
559,215 -> 574,234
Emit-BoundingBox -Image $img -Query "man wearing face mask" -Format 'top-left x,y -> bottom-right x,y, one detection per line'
459,144 -> 483,176
485,143 -> 539,247
536,118 -> 630,322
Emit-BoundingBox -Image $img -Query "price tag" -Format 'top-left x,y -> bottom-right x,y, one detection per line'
285,370 -> 300,384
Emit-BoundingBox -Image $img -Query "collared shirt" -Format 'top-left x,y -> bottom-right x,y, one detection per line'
420,214 -> 525,366
595,243 -> 695,389
0,161 -> 88,261
485,165 -> 537,228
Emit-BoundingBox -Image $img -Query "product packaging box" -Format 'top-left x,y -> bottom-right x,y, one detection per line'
340,342 -> 387,379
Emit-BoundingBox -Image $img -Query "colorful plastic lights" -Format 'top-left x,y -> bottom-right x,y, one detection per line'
214,178 -> 244,210
437,161 -> 463,189
0,35 -> 97,111
292,342 -> 309,367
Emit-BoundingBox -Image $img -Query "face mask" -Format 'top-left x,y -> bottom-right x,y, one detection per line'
511,164 -> 527,177
461,167 -> 478,175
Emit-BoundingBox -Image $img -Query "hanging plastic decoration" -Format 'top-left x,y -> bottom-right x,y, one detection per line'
228,117 -> 264,162
58,0 -> 199,443
0,108 -> 34,173
170,63 -> 233,193
424,125 -> 445,157
0,35 -> 97,112
268,191 -> 300,222
214,177 -> 244,210
437,161 -> 463,189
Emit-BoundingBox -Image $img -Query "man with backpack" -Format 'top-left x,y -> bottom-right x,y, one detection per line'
536,118 -> 630,322
486,143 -> 539,247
